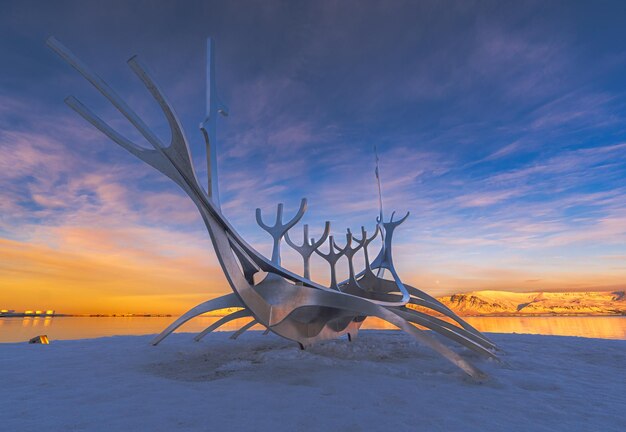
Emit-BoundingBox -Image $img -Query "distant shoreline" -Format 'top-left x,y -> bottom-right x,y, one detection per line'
0,313 -> 172,318
1,313 -> 624,319
453,313 -> 626,317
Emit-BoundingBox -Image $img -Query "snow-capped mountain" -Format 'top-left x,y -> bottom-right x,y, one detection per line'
436,290 -> 626,316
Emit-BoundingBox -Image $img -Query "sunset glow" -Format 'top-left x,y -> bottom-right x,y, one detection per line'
3,2 -> 626,314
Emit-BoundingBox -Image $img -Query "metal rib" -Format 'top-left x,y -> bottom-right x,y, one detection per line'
151,293 -> 242,345
230,319 -> 258,340
392,308 -> 497,358
194,309 -> 252,342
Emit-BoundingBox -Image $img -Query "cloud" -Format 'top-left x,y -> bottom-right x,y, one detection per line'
0,235 -> 224,315
455,190 -> 522,208
4,1 -> 626,313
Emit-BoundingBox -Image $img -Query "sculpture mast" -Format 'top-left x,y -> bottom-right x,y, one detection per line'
47,36 -> 497,378
200,37 -> 227,209
374,145 -> 384,222
374,145 -> 386,278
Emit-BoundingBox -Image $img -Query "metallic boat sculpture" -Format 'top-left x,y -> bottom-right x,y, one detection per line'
47,37 -> 498,379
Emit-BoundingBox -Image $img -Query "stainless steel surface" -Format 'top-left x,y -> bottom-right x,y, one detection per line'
285,222 -> 330,279
150,294 -> 242,346
201,37 -> 227,208
256,200 -> 307,265
230,319 -> 258,340
194,309 -> 252,342
48,36 -> 499,379
314,235 -> 345,290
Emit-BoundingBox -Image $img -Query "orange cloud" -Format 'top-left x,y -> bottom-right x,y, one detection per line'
0,230 -> 229,315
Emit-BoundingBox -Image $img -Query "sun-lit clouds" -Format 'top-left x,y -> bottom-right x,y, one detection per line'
2,1 -> 626,313
0,235 -> 224,314
0,105 -> 226,314
0,92 -> 227,313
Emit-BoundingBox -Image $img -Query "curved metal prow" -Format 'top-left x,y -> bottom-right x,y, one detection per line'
48,36 -> 498,378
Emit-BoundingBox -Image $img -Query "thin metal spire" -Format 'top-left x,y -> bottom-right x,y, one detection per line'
374,145 -> 386,278
374,145 -> 384,222
200,37 -> 227,209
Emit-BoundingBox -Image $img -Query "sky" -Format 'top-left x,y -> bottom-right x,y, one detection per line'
2,1 -> 626,314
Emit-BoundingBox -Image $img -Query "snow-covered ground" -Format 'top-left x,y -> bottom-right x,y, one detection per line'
438,290 -> 626,315
1,331 -> 624,431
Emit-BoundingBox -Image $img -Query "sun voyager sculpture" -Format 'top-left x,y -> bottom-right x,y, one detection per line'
47,37 -> 499,379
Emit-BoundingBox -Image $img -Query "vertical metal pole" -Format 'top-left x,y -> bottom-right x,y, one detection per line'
374,145 -> 386,278
201,37 -> 222,209
374,145 -> 384,222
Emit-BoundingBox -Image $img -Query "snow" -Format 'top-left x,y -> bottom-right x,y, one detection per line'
1,331 -> 624,431
439,290 -> 626,315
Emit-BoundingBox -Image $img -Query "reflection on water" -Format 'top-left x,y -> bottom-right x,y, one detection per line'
1,315 -> 624,343
466,316 -> 626,340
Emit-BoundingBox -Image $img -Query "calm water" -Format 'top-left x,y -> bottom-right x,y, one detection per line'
1,315 -> 625,343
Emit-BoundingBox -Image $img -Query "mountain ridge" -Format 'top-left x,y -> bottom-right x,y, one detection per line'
435,290 -> 626,316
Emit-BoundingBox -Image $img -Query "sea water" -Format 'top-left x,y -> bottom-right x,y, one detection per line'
1,315 -> 624,343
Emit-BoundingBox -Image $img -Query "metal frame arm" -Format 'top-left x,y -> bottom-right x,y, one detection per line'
151,293 -> 242,345
255,198 -> 307,265
284,221 -> 331,279
315,235 -> 346,290
194,309 -> 252,342
47,37 -> 166,150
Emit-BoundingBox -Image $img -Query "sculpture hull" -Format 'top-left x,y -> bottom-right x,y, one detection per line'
47,36 -> 498,379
